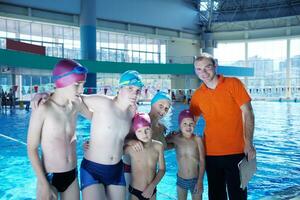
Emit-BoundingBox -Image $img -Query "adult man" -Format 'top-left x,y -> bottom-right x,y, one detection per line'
190,53 -> 256,200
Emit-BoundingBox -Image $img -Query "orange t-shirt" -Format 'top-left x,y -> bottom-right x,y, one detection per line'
190,75 -> 251,156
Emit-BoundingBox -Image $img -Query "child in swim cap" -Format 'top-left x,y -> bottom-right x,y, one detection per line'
165,109 -> 205,200
124,112 -> 166,200
149,91 -> 172,149
27,58 -> 90,200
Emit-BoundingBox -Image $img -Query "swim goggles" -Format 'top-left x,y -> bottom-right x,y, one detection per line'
53,65 -> 88,81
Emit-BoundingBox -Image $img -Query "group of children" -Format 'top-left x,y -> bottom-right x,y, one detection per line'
27,58 -> 205,200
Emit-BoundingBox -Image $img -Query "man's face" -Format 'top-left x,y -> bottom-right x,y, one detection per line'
119,85 -> 141,106
151,100 -> 171,119
194,58 -> 217,83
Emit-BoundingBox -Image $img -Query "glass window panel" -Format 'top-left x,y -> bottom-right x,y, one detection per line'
63,27 -> 73,40
140,52 -> 146,63
109,49 -> 117,62
125,35 -> 132,50
6,19 -> 17,34
109,33 -> 117,49
31,23 -> 42,39
132,51 -> 139,63
101,48 -> 109,61
19,21 -> 30,39
147,39 -> 154,52
153,53 -> 159,63
132,37 -> 139,51
100,32 -> 109,48
125,50 -> 132,63
42,24 -> 53,39
248,40 -> 286,60
117,50 -> 126,62
0,18 -> 6,32
117,34 -> 125,49
215,42 -> 245,65
53,26 -> 63,39
146,53 -> 153,63
140,37 -> 146,52
153,40 -> 159,52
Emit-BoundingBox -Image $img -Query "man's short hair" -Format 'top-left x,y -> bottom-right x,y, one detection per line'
194,53 -> 216,66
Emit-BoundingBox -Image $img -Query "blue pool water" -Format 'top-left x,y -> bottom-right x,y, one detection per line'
0,101 -> 300,199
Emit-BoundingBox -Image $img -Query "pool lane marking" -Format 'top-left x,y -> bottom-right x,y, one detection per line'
0,133 -> 27,146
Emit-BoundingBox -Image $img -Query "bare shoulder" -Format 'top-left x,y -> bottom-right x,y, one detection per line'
152,140 -> 164,151
81,94 -> 114,110
193,134 -> 204,144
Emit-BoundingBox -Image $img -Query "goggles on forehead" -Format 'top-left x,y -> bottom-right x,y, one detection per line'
53,66 -> 88,81
119,78 -> 144,88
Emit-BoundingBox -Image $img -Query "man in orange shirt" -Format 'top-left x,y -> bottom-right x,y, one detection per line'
190,53 -> 256,200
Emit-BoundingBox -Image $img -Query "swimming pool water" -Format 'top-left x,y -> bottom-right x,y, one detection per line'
0,101 -> 300,199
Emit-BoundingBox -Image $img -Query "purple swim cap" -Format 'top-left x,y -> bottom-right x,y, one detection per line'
52,59 -> 88,88
132,113 -> 151,132
178,109 -> 194,125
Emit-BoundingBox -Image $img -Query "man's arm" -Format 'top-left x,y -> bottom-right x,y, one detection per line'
241,102 -> 256,160
142,143 -> 166,198
27,106 -> 57,200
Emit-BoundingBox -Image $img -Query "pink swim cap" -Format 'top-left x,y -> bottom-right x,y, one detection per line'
52,59 -> 88,88
178,109 -> 194,125
132,113 -> 151,132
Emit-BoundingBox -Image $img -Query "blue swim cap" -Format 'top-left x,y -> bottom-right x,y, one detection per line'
119,70 -> 144,88
151,91 -> 171,105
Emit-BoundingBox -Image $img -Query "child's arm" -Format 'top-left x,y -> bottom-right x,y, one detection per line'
76,96 -> 93,120
165,131 -> 178,150
27,106 -> 57,200
142,143 -> 166,198
194,136 -> 205,195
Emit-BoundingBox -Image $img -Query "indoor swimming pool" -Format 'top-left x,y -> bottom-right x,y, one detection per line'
0,101 -> 299,200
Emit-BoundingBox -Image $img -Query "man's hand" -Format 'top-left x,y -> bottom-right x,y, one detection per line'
30,92 -> 50,110
244,143 -> 256,160
128,140 -> 144,152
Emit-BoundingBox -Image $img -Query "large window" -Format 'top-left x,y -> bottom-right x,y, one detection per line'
0,16 -> 167,63
96,31 -> 166,64
215,39 -> 300,98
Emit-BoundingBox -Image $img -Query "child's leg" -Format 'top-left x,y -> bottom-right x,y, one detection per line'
82,184 -> 106,200
191,192 -> 202,200
124,172 -> 131,200
61,177 -> 79,200
177,186 -> 188,200
107,185 -> 126,200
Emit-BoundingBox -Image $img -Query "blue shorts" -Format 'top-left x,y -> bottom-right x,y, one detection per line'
80,158 -> 126,190
176,174 -> 198,193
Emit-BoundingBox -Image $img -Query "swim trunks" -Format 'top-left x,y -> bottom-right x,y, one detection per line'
128,185 -> 157,200
46,168 -> 77,192
176,174 -> 198,193
80,158 -> 126,190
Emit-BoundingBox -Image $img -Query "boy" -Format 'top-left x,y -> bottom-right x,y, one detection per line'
149,91 -> 172,149
125,113 -> 165,200
80,70 -> 144,200
27,59 -> 91,200
166,109 -> 205,200
31,70 -> 143,199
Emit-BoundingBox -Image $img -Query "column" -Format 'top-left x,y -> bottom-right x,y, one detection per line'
80,0 -> 97,93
